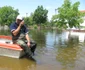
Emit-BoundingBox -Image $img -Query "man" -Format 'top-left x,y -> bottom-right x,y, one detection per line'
10,15 -> 36,59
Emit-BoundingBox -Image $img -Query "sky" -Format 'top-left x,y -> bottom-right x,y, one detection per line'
0,0 -> 85,20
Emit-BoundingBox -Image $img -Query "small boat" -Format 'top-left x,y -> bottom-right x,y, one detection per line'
0,35 -> 25,58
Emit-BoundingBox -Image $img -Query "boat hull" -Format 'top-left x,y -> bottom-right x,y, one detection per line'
0,46 -> 25,58
0,35 -> 25,58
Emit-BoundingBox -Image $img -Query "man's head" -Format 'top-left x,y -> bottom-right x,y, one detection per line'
16,15 -> 23,24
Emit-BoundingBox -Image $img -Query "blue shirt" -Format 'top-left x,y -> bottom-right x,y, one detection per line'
10,22 -> 28,41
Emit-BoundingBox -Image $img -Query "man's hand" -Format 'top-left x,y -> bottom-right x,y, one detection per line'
27,42 -> 30,47
19,20 -> 24,26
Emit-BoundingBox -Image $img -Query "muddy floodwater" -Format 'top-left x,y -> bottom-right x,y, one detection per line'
0,29 -> 85,70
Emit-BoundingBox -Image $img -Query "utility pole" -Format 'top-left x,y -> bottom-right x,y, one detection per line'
26,13 -> 28,17
55,9 -> 58,15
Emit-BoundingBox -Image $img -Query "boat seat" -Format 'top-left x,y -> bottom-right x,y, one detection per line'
5,41 -> 11,44
5,41 -> 13,44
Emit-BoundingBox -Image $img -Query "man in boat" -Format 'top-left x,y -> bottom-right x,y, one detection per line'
10,15 -> 37,59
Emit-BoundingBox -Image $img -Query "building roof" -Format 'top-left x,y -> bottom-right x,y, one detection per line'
80,10 -> 85,13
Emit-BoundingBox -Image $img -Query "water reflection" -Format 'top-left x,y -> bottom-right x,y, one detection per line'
56,36 -> 80,70
0,29 -> 85,70
0,56 -> 36,70
29,29 -> 46,47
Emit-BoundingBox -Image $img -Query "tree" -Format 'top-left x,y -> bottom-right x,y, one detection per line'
24,13 -> 35,26
0,6 -> 19,26
29,13 -> 35,25
24,17 -> 30,26
52,0 -> 84,29
51,14 -> 58,26
33,5 -> 48,25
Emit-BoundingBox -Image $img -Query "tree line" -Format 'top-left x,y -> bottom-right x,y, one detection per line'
0,0 -> 85,29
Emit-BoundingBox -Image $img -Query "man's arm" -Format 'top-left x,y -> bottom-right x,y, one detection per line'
12,21 -> 24,36
12,24 -> 21,36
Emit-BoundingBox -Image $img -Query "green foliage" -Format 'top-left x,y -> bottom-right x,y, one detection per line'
0,6 -> 19,26
29,13 -> 35,25
24,17 -> 30,26
51,15 -> 58,26
51,0 -> 84,29
24,13 -> 36,26
33,5 -> 48,24
33,24 -> 38,29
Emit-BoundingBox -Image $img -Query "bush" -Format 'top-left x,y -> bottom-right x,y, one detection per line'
33,25 -> 38,29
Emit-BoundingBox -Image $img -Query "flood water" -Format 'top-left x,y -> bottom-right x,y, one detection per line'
0,29 -> 85,70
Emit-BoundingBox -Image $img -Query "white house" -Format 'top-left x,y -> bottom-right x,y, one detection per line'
66,10 -> 85,42
80,10 -> 85,29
